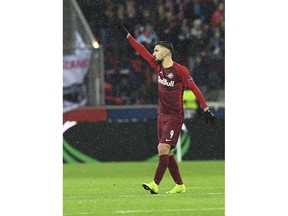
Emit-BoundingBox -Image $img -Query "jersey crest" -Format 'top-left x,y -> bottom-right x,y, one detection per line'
167,72 -> 174,79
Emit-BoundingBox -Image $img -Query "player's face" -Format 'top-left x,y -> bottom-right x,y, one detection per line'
153,45 -> 165,64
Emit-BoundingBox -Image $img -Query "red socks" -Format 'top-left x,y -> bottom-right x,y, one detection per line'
154,154 -> 184,185
168,155 -> 184,185
154,154 -> 169,185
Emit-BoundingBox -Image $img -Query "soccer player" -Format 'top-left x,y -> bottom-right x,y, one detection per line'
116,24 -> 215,194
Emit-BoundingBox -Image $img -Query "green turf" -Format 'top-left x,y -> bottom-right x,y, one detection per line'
63,160 -> 225,216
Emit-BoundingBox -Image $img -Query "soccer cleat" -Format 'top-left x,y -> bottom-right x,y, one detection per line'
166,184 -> 186,194
142,181 -> 159,194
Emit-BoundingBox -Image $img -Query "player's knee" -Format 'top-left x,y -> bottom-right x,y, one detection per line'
158,143 -> 171,155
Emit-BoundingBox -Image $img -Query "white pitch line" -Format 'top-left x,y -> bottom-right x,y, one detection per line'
64,192 -> 224,199
113,192 -> 224,198
64,212 -> 101,215
114,208 -> 224,214
186,186 -> 225,189
64,186 -> 224,191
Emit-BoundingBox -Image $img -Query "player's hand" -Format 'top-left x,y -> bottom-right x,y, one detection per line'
116,23 -> 129,37
204,109 -> 215,124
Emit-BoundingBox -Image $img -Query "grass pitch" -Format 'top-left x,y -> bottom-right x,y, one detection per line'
63,160 -> 224,216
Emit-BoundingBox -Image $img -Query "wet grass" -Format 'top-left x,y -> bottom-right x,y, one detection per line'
63,160 -> 224,216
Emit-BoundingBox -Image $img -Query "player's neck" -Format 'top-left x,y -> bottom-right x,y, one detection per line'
161,58 -> 173,68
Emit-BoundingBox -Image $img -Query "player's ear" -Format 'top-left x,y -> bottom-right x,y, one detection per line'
163,50 -> 167,57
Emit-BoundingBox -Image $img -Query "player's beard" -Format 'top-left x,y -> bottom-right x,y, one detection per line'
155,58 -> 163,65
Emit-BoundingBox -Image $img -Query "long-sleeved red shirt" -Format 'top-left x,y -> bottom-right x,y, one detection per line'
127,35 -> 207,118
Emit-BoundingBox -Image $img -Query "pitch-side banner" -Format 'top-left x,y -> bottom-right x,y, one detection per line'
63,50 -> 92,113
63,51 -> 91,88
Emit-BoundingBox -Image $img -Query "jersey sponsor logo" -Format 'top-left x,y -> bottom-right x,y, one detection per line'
167,72 -> 174,79
158,76 -> 174,87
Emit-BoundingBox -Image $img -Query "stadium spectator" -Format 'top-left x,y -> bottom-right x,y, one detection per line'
210,1 -> 224,26
136,24 -> 159,53
187,18 -> 206,73
176,19 -> 191,58
140,8 -> 157,26
116,4 -> 128,24
207,27 -> 224,60
160,9 -> 180,44
206,68 -> 221,101
190,19 -> 203,38
144,72 -> 158,104
113,74 -> 133,103
125,0 -> 142,36
153,4 -> 167,40
192,53 -> 209,98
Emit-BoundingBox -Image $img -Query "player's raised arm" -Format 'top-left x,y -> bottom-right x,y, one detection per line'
116,23 -> 157,68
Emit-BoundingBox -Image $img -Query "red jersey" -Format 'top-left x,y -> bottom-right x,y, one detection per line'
127,35 -> 207,119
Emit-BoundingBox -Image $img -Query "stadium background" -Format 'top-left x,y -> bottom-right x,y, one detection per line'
63,0 -> 225,162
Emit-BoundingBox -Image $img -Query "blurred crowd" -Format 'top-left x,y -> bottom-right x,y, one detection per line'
77,0 -> 225,105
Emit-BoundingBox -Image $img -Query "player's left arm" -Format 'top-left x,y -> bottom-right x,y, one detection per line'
179,66 -> 215,123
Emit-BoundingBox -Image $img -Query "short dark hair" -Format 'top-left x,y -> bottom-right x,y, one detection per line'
155,41 -> 174,54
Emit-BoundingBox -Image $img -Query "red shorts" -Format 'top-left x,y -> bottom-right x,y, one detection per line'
157,114 -> 184,148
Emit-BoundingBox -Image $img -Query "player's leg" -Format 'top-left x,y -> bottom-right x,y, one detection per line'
142,143 -> 170,194
164,118 -> 184,186
142,115 -> 184,194
153,116 -> 177,186
168,150 -> 184,185
164,119 -> 186,194
166,149 -> 186,194
153,143 -> 171,184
